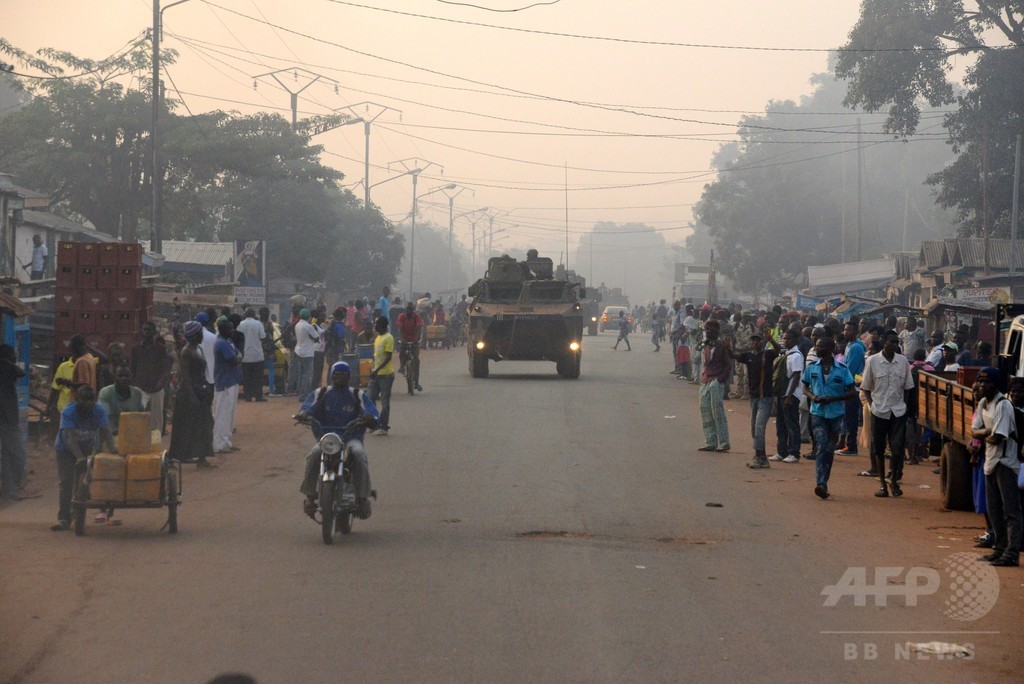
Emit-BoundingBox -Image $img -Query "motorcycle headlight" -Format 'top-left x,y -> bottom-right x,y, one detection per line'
591,316 -> 597,322
475,341 -> 485,350
569,341 -> 580,351
319,433 -> 344,456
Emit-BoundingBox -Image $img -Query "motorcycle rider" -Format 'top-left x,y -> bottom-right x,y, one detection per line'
298,361 -> 377,520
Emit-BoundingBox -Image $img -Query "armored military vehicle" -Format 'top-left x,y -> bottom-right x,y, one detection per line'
466,255 -> 584,378
564,269 -> 601,336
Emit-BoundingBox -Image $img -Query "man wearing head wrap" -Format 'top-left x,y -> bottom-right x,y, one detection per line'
971,367 -> 1021,567
168,321 -> 215,468
293,309 -> 320,401
297,361 -> 378,520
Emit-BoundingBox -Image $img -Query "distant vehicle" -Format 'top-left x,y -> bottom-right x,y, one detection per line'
599,306 -> 631,333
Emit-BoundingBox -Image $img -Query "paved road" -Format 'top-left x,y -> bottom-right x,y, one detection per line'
2,335 -> 1020,683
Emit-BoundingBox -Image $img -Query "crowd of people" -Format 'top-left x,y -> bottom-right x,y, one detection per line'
35,288 -> 478,531
647,301 -> 1022,568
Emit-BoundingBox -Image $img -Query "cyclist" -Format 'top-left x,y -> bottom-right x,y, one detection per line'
396,301 -> 424,393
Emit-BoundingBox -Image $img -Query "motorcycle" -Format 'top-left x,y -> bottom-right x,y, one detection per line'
296,413 -> 376,544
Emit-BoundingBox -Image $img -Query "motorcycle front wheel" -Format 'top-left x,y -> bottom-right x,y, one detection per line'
320,481 -> 337,544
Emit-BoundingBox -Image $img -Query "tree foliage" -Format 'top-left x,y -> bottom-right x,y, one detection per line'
0,41 -> 404,290
693,74 -> 955,296
836,1 -> 1024,236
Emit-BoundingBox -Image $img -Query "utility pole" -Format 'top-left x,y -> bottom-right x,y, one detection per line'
391,158 -> 445,300
151,0 -> 162,254
339,102 -> 400,209
856,118 -> 863,262
840,152 -> 846,263
564,162 -> 570,271
253,67 -> 338,131
1011,134 -> 1021,279
982,120 -> 991,274
440,186 -> 470,289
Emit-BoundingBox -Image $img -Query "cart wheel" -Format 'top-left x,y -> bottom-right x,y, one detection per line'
166,473 -> 178,534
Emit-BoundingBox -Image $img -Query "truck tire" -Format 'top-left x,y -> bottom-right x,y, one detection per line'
470,350 -> 489,378
940,442 -> 974,512
557,354 -> 581,379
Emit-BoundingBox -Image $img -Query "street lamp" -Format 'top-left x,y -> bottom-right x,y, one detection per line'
452,203 -> 490,290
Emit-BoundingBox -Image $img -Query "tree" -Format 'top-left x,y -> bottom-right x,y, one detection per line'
835,1 -> 1024,236
393,220 -> 470,299
0,42 -> 405,287
693,73 -> 955,296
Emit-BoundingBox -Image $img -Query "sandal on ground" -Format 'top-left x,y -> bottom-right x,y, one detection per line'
857,471 -> 879,477
51,521 -> 70,532
303,498 -> 318,520
94,512 -> 108,523
697,446 -> 717,452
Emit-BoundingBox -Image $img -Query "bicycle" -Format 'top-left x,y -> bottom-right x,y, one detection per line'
398,340 -> 420,395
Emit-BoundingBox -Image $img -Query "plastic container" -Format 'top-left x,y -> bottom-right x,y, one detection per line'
341,352 -> 359,388
125,453 -> 163,502
90,453 -> 126,502
356,343 -> 374,360
359,358 -> 373,388
117,412 -> 152,455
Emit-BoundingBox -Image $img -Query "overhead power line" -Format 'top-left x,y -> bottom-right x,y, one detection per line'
321,0 -> 1004,53
170,33 -> 959,117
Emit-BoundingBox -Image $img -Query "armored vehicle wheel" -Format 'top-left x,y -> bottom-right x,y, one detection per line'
557,353 -> 581,379
470,350 -> 489,378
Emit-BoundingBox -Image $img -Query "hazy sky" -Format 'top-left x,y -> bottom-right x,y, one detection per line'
6,0 -> 865,269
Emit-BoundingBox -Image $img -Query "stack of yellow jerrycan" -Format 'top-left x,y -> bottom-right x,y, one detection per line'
120,413 -> 163,502
89,413 -> 163,503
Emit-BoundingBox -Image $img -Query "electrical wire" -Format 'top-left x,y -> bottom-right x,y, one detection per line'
171,32 -> 958,117
322,0 -> 1003,53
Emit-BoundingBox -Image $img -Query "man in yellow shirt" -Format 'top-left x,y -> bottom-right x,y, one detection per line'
48,357 -> 76,436
367,316 -> 394,436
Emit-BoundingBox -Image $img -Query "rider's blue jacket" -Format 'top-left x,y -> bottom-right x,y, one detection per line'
301,386 -> 379,441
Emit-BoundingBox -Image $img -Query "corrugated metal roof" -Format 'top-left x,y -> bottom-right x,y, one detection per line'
919,241 -> 947,269
807,258 -> 894,288
20,210 -> 117,242
942,239 -> 1024,270
151,240 -> 233,267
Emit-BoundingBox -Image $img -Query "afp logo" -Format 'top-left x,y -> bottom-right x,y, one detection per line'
821,553 -> 1000,621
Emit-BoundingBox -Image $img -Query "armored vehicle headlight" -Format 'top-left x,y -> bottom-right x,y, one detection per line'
569,341 -> 580,351
475,341 -> 486,350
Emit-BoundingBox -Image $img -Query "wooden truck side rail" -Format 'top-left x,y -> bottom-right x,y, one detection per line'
917,370 -> 976,446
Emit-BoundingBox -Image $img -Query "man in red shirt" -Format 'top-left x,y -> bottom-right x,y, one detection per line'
396,301 -> 424,392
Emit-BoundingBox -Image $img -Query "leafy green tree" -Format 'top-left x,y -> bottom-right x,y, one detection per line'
835,1 -> 1024,236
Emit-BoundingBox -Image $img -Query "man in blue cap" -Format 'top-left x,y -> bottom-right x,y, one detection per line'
972,367 -> 1021,567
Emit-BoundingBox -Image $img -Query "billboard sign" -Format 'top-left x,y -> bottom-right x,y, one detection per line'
234,240 -> 266,305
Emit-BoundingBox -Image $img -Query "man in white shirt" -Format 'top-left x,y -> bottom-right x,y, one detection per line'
972,367 -> 1021,567
924,329 -> 946,367
236,308 -> 267,402
195,312 -> 217,386
293,309 -> 320,401
30,234 -> 48,280
860,330 -> 916,498
771,329 -> 805,463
